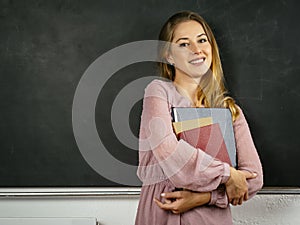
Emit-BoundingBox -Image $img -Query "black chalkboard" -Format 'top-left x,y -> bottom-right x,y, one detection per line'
0,0 -> 299,187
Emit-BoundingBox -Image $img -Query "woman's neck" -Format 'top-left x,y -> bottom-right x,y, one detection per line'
173,76 -> 201,106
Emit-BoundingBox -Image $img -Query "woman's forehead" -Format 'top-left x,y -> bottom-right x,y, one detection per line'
173,20 -> 205,40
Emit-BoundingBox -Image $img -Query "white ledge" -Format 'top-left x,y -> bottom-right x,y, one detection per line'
0,187 -> 299,197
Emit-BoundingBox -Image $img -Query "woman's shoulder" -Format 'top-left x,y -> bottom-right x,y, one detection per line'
144,78 -> 174,97
146,78 -> 173,90
235,104 -> 246,117
233,104 -> 248,127
235,104 -> 243,114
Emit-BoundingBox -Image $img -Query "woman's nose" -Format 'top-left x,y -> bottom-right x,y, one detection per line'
190,42 -> 202,54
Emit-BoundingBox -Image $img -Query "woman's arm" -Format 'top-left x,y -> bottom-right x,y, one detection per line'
155,168 -> 256,213
138,81 -> 229,192
154,190 -> 211,214
153,105 -> 263,211
203,108 -> 263,207
202,106 -> 263,207
233,106 -> 264,199
138,81 -> 254,197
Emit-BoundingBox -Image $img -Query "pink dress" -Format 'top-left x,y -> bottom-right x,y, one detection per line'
135,79 -> 263,225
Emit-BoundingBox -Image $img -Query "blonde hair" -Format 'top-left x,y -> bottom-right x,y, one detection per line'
158,11 -> 239,121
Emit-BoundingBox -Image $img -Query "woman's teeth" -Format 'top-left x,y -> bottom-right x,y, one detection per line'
190,58 -> 204,64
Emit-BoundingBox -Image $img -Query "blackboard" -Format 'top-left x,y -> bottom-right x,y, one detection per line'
0,0 -> 299,188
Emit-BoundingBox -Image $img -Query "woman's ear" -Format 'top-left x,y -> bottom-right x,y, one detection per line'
166,54 -> 175,66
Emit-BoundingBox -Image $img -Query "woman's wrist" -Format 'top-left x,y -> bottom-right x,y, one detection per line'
221,163 -> 231,184
194,192 -> 211,206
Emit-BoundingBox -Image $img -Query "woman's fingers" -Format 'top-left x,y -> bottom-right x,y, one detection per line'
155,191 -> 211,213
161,191 -> 182,199
231,191 -> 249,206
154,198 -> 181,214
241,170 -> 257,179
238,196 -> 243,205
226,167 -> 254,202
172,210 -> 180,214
164,199 -> 172,204
153,198 -> 173,210
231,196 -> 245,206
231,198 -> 238,206
243,191 -> 249,201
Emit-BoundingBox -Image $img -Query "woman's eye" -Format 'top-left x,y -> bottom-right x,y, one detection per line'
179,43 -> 189,47
198,38 -> 207,43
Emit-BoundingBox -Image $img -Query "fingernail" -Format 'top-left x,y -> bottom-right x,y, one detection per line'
161,193 -> 165,197
253,173 -> 257,177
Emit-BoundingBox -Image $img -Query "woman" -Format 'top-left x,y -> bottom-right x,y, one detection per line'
135,11 -> 263,225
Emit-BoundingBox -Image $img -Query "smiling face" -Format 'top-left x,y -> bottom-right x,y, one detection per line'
168,20 -> 212,83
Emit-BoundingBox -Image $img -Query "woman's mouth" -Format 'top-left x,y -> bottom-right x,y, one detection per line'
189,57 -> 205,65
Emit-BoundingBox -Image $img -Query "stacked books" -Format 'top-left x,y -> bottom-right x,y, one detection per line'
171,107 -> 237,167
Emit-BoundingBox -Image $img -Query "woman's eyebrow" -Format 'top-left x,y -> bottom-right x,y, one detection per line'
175,33 -> 207,43
197,33 -> 207,38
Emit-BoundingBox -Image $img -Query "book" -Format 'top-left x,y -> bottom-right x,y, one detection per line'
171,107 -> 237,167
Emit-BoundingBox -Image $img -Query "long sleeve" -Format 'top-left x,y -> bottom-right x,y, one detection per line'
137,81 -> 230,192
209,185 -> 228,208
209,106 -> 263,207
234,107 -> 264,197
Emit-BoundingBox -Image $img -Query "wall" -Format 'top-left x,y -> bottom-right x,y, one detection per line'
0,188 -> 299,225
231,194 -> 300,225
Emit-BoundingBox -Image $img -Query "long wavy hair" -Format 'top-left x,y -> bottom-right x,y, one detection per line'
158,11 -> 239,121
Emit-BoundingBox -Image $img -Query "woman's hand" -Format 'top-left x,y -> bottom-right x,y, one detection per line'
225,167 -> 257,206
154,190 -> 211,214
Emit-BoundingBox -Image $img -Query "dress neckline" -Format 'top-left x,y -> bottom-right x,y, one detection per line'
170,81 -> 205,108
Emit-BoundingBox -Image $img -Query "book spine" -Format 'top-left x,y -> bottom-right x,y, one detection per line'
171,107 -> 178,122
